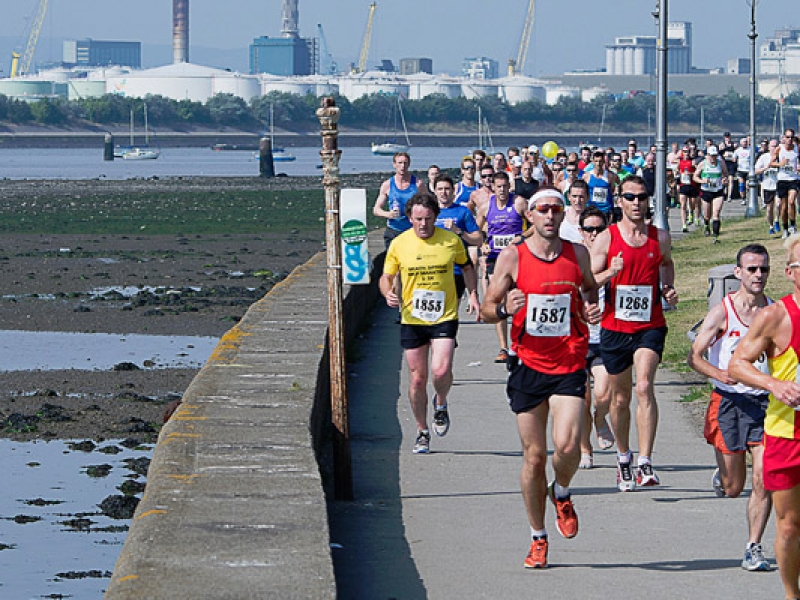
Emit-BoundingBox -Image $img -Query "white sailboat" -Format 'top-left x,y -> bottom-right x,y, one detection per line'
371,96 -> 411,156
117,104 -> 160,160
270,102 -> 295,162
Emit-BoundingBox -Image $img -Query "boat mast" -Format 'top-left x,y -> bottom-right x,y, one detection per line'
129,108 -> 134,146
398,97 -> 411,147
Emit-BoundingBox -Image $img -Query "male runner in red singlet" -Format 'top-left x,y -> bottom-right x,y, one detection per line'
480,187 -> 600,570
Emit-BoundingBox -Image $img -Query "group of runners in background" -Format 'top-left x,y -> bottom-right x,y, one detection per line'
373,135 -> 800,598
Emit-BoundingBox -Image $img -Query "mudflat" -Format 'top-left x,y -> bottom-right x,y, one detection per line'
0,174 -> 385,442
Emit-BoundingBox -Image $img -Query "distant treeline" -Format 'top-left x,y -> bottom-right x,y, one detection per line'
0,89 -> 797,133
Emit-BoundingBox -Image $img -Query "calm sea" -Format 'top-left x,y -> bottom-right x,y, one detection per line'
0,146 -> 480,180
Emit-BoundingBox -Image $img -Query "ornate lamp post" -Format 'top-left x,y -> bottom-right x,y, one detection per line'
745,0 -> 760,218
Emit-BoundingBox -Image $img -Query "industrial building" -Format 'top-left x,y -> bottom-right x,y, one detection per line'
605,22 -> 692,75
249,0 -> 317,77
62,39 -> 141,69
760,28 -> 800,77
399,58 -> 433,76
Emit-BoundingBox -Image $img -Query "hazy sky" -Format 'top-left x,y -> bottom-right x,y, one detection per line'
0,0 -> 794,77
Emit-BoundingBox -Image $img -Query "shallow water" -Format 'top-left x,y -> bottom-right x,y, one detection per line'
0,438 -> 152,599
0,329 -> 218,371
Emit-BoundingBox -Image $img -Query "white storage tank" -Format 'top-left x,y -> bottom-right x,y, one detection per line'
496,76 -> 546,105
461,79 -> 499,100
68,80 -> 106,100
545,84 -> 580,105
582,86 -> 610,103
418,76 -> 462,99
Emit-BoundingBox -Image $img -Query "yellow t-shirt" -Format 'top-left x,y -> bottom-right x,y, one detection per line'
384,228 -> 468,326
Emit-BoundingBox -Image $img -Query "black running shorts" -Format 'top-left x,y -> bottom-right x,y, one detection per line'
506,360 -> 586,414
400,320 -> 459,350
599,326 -> 668,375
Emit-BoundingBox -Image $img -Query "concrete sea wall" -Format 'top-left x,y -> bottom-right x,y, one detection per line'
104,231 -> 384,599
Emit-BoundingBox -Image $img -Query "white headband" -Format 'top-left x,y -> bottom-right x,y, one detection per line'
528,188 -> 565,210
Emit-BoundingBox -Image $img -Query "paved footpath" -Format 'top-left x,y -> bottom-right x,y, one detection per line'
328,201 -> 786,599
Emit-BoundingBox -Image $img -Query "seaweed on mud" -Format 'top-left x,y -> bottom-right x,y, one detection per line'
98,495 -> 139,520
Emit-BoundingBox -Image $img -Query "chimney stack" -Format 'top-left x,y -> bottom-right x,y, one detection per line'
281,0 -> 299,38
173,0 -> 189,63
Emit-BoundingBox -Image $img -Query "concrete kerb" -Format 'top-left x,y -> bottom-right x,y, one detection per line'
104,230 -> 385,600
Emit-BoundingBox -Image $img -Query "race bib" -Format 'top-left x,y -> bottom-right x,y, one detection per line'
592,188 -> 608,204
781,164 -> 798,176
680,172 -> 691,185
615,285 -> 652,322
701,176 -> 722,192
411,289 -> 445,323
525,293 -> 571,337
493,234 -> 515,250
724,151 -> 734,161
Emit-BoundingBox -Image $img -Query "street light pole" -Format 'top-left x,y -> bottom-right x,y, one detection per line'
653,0 -> 669,230
746,0 -> 760,218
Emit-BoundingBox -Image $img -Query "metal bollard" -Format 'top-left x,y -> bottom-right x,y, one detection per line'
259,136 -> 275,178
104,133 -> 114,161
707,264 -> 739,310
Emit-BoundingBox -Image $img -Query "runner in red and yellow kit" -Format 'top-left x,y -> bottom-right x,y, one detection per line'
731,234 -> 800,599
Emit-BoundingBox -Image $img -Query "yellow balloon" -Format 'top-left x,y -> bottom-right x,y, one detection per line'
542,141 -> 559,159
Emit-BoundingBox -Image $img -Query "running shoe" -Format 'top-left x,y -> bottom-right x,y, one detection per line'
790,226 -> 798,236
524,537 -> 549,569
783,229 -> 790,240
548,482 -> 579,538
682,226 -> 688,233
769,226 -> 776,236
713,236 -> 720,244
495,348 -> 509,364
595,418 -> 615,450
617,458 -> 636,492
712,468 -> 726,498
687,215 -> 694,225
704,227 -> 711,237
412,430 -> 430,454
742,543 -> 771,572
579,454 -> 593,469
431,395 -> 450,437
775,222 -> 781,233
636,462 -> 660,486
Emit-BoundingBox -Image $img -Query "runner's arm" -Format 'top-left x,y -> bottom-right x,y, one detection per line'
658,230 -> 678,306
687,303 -> 736,384
729,304 -> 800,407
480,246 -> 520,324
372,180 -> 394,219
460,261 -> 481,321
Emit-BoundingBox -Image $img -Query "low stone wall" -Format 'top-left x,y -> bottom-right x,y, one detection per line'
104,231 -> 385,600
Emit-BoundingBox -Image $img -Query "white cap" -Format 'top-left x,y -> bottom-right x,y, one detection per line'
707,146 -> 719,156
528,144 -> 539,154
510,156 -> 524,167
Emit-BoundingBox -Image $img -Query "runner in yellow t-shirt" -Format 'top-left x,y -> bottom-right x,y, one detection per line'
381,193 -> 480,454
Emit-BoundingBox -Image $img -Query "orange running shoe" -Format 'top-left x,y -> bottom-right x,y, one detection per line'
524,537 -> 548,569
548,482 -> 578,539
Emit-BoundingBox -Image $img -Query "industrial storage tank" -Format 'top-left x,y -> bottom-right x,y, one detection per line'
417,76 -> 462,100
68,80 -> 106,100
0,79 -> 58,99
261,75 -> 317,96
544,84 -> 580,105
496,76 -> 546,105
582,86 -> 611,103
460,79 -> 499,100
105,62 -> 259,103
335,73 -> 409,102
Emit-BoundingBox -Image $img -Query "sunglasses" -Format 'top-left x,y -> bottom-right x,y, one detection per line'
462,165 -> 475,170
532,203 -> 564,214
481,173 -> 494,178
581,225 -> 606,234
744,265 -> 770,273
621,192 -> 649,202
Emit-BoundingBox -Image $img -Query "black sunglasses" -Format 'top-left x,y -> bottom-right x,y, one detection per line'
744,265 -> 770,273
581,225 -> 606,234
621,192 -> 649,202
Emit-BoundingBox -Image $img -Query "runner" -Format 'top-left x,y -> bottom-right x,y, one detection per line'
380,192 -> 480,454
480,186 -> 600,569
729,235 -> 800,599
577,205 -> 619,469
426,165 -> 441,190
754,138 -> 780,235
688,244 -> 774,572
734,137 -> 752,206
677,145 -> 700,232
693,145 -> 729,243
476,171 -> 528,364
372,152 -> 426,250
559,179 -> 589,243
454,157 -> 479,208
514,160 -> 539,201
719,132 -> 738,201
583,150 -> 619,221
590,175 -> 679,491
433,175 -> 483,299
774,128 -> 800,239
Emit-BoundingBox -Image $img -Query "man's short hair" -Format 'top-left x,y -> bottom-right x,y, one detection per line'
579,205 -> 608,227
493,171 -> 510,183
736,243 -> 769,267
472,149 -> 487,159
393,152 -> 410,163
405,192 -> 440,218
569,179 -> 589,194
621,174 -> 647,190
435,174 -> 454,189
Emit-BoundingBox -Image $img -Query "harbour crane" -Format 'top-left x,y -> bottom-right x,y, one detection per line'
10,0 -> 49,78
317,23 -> 337,75
508,0 -> 534,77
354,2 -> 377,74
